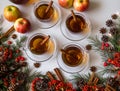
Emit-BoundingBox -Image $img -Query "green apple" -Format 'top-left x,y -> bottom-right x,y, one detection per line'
4,5 -> 21,22
58,0 -> 73,8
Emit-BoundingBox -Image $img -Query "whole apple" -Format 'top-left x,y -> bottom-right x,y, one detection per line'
73,0 -> 89,12
4,5 -> 21,22
58,0 -> 73,8
14,18 -> 31,33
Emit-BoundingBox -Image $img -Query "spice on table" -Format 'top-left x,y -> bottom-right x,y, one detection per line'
12,34 -> 17,39
86,44 -> 92,50
34,62 -> 40,68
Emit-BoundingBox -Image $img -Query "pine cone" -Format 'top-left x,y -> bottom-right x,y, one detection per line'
110,27 -> 118,35
35,78 -> 49,91
111,14 -> 118,19
77,79 -> 85,89
106,19 -> 114,27
0,63 -> 8,72
101,35 -> 109,42
107,77 -> 118,87
7,84 -> 17,91
99,27 -> 107,34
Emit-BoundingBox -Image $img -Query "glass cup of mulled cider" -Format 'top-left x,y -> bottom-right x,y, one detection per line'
33,0 -> 61,29
57,43 -> 89,73
61,11 -> 91,41
25,33 -> 57,62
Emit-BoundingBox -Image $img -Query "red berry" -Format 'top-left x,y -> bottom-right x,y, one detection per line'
7,41 -> 12,44
118,71 -> 120,75
105,43 -> 109,47
103,62 -> 108,66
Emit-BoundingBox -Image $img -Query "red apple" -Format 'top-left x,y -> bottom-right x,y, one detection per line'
4,5 -> 21,22
73,0 -> 89,12
14,18 -> 31,33
58,0 -> 73,8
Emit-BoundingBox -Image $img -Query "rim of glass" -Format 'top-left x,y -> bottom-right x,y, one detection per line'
24,33 -> 57,62
60,12 -> 91,41
33,0 -> 61,29
57,42 -> 89,73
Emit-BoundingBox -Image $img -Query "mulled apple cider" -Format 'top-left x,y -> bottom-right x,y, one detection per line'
61,45 -> 83,67
66,14 -> 86,33
34,1 -> 54,22
29,35 -> 50,55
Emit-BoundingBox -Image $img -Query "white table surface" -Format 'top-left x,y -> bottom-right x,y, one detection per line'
1,0 -> 120,81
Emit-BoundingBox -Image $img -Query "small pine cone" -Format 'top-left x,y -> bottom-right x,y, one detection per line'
0,64 -> 8,72
77,79 -> 85,89
90,66 -> 97,72
7,84 -> 17,91
110,27 -> 118,35
99,27 -> 107,34
107,47 -> 114,52
111,14 -> 118,19
106,19 -> 114,27
101,35 -> 109,42
107,77 -> 117,87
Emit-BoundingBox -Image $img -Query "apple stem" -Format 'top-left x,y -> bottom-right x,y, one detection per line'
40,35 -> 50,46
60,49 -> 78,61
45,0 -> 53,14
71,10 -> 77,22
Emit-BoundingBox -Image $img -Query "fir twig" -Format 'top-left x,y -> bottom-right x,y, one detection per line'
16,36 -> 27,48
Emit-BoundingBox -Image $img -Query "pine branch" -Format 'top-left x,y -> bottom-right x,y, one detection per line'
16,36 -> 27,48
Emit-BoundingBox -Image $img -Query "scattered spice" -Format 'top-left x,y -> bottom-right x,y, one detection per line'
86,44 -> 92,50
12,34 -> 17,39
34,62 -> 40,68
90,66 -> 97,72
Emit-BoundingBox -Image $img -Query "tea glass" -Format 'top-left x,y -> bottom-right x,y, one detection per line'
57,42 -> 89,73
60,12 -> 91,41
33,0 -> 61,29
24,33 -> 57,62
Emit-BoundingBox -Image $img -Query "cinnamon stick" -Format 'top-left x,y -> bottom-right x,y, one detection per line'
46,71 -> 55,80
54,68 -> 64,81
40,35 -> 50,46
71,10 -> 77,22
0,25 -> 14,40
45,0 -> 53,13
61,49 -> 78,61
88,72 -> 95,85
106,84 -> 116,91
93,77 -> 99,85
